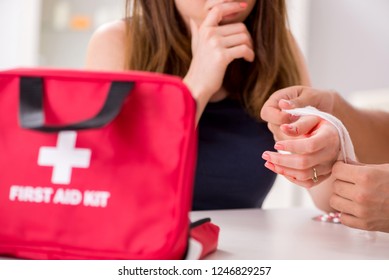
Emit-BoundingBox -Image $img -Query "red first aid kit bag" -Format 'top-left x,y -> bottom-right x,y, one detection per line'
0,68 -> 219,259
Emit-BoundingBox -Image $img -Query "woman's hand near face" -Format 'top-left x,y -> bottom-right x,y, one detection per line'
183,1 -> 255,120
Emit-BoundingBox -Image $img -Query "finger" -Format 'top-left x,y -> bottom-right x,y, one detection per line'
261,86 -> 314,123
221,33 -> 253,49
333,179 -> 356,201
267,123 -> 293,142
339,213 -> 370,231
265,162 -> 318,186
205,0 -> 235,11
275,169 -> 331,189
265,161 -> 332,182
275,123 -> 337,154
275,86 -> 322,109
292,174 -> 331,188
203,2 -> 247,27
332,161 -> 362,183
189,19 -> 199,46
217,22 -> 248,36
280,115 -> 321,137
262,147 -> 336,170
271,86 -> 313,108
278,99 -> 295,110
329,194 -> 357,216
260,102 -> 296,124
226,44 -> 255,62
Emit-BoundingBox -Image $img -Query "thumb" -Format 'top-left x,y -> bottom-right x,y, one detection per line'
278,95 -> 314,110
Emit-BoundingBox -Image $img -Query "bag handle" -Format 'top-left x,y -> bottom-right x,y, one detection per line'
19,77 -> 134,132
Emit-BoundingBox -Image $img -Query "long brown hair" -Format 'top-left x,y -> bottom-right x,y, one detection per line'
125,0 -> 301,120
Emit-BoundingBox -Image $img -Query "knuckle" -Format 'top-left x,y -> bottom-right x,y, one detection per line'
332,162 -> 341,175
304,141 -> 317,153
333,180 -> 342,193
214,49 -> 226,63
359,220 -> 376,231
243,44 -> 251,52
242,33 -> 251,43
209,36 -> 221,47
355,205 -> 369,219
212,5 -> 222,15
236,22 -> 246,32
356,171 -> 373,186
273,165 -> 284,175
354,191 -> 368,205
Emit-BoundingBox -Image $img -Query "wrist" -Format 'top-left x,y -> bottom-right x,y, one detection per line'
329,91 -> 345,117
183,76 -> 212,104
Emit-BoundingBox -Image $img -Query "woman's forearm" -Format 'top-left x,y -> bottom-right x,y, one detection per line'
332,93 -> 389,163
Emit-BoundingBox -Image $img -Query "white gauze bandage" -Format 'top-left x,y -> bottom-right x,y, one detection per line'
283,106 -> 357,163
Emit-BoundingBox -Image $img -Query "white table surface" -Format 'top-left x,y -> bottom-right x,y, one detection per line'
190,208 -> 389,260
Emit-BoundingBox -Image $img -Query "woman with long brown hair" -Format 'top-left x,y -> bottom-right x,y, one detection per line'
86,0 -> 311,210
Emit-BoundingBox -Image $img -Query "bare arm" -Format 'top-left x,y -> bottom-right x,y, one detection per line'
263,32 -> 336,212
85,21 -> 126,71
332,94 -> 389,164
288,33 -> 334,211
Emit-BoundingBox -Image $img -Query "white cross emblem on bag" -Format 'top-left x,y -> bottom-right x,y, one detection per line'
38,131 -> 91,185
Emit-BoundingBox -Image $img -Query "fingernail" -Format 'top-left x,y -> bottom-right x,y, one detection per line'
280,99 -> 295,108
274,143 -> 285,151
285,124 -> 298,134
240,2 -> 248,8
262,152 -> 270,161
264,161 -> 275,171
289,115 -> 299,122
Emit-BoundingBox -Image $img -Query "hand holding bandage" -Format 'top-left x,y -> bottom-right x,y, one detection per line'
261,85 -> 389,233
331,162 -> 389,233
261,107 -> 342,188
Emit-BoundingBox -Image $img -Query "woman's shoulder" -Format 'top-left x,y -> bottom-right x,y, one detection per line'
93,20 -> 126,40
85,20 -> 127,71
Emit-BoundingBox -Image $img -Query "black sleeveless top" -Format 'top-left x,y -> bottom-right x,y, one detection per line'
193,98 -> 276,210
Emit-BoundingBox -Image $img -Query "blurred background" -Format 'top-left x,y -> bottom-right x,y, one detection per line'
1,0 -> 388,208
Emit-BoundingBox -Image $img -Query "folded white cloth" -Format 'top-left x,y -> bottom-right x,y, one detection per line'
283,106 -> 357,163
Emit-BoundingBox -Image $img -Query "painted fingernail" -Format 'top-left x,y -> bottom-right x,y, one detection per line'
289,115 -> 299,122
280,99 -> 295,107
240,2 -> 248,8
286,125 -> 298,134
264,161 -> 275,171
262,152 -> 270,161
274,143 -> 285,151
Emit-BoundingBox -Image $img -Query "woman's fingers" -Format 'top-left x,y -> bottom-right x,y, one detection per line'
264,161 -> 332,182
226,44 -> 255,62
280,115 -> 321,137
330,194 -> 357,216
271,166 -> 332,188
185,1 -> 253,101
205,0 -> 235,11
221,32 -> 253,49
262,144 -> 337,170
275,121 -> 339,155
262,121 -> 340,185
217,22 -> 249,36
202,2 -> 248,27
